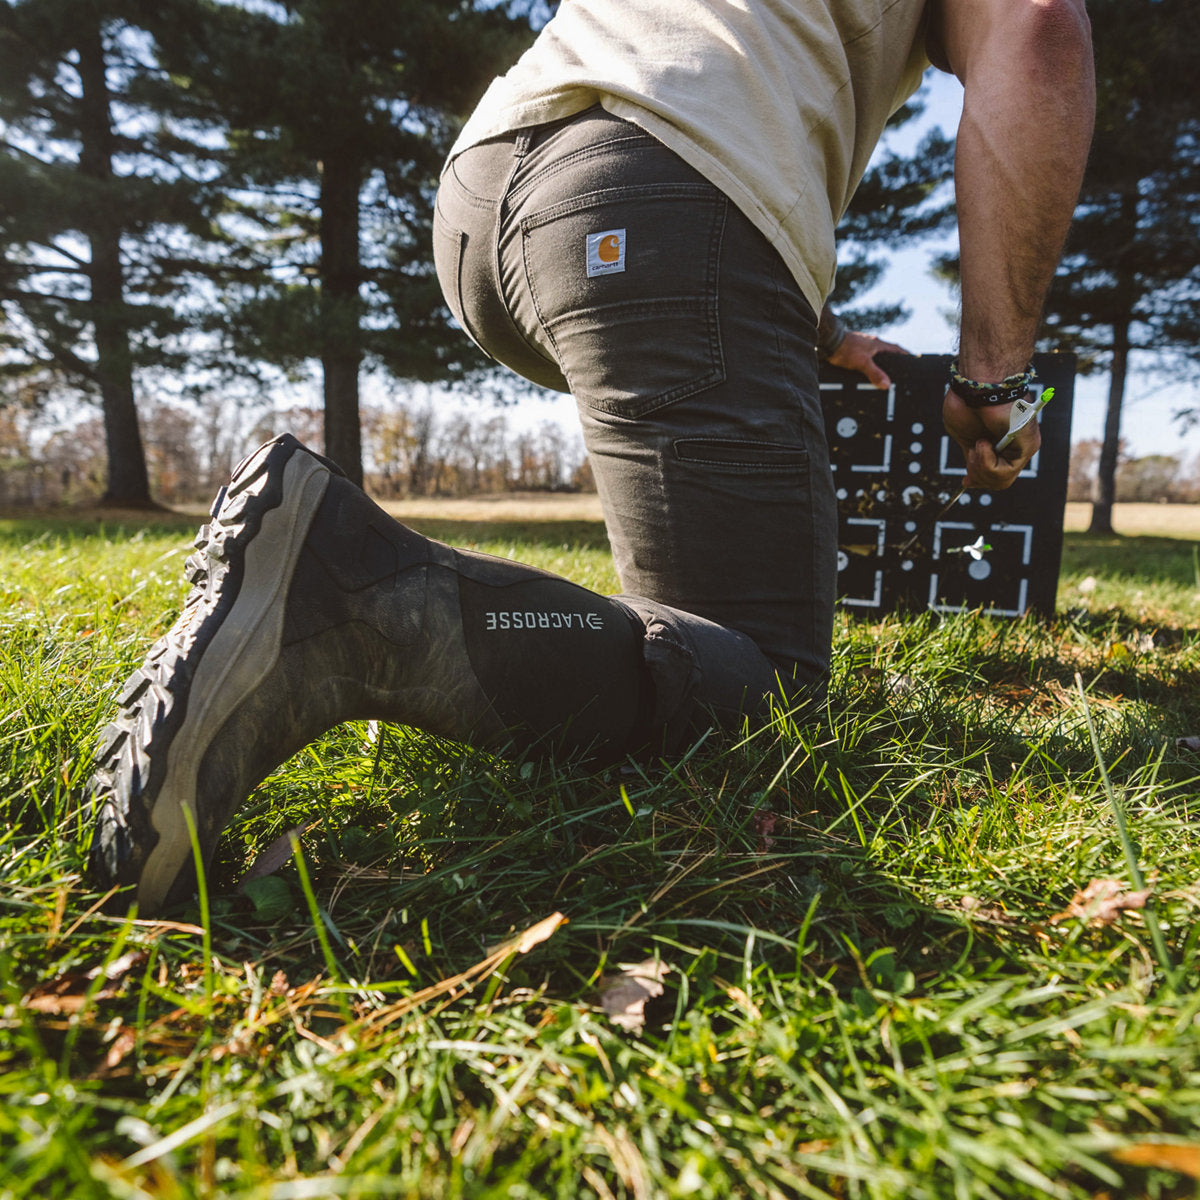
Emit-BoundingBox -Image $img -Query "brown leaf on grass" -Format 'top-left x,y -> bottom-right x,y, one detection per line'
1048,879 -> 1151,927
957,895 -> 1021,927
1112,1142 -> 1200,1177
100,1026 -> 138,1073
598,958 -> 671,1033
91,1002 -> 198,1079
490,910 -> 571,957
23,950 -> 149,1015
753,811 -> 777,854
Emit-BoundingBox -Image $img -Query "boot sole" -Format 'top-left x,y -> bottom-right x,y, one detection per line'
90,436 -> 332,911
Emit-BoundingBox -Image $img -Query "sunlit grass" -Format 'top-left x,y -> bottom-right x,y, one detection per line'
2,508 -> 1199,1198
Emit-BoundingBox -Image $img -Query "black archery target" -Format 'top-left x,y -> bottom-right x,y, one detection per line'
820,353 -> 1075,618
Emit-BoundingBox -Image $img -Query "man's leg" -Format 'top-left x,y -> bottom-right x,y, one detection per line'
441,107 -> 836,693
89,434 -> 780,912
89,436 -> 645,910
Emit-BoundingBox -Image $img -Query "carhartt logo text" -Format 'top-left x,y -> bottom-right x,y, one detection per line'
586,229 -> 625,277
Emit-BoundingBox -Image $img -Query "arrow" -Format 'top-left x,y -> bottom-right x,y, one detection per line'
945,534 -> 993,560
995,386 -> 1054,452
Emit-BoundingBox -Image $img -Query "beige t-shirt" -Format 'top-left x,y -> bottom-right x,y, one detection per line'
450,0 -> 932,316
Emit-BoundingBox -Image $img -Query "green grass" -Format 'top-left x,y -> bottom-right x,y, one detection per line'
2,512 -> 1200,1199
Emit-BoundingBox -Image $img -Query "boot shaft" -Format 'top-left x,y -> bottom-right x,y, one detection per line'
282,468 -> 654,759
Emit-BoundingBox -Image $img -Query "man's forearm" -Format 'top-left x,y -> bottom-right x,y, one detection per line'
943,0 -> 1095,382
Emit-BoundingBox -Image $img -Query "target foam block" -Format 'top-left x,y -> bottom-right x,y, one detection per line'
819,352 -> 1075,618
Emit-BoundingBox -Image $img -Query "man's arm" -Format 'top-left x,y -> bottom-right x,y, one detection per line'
936,0 -> 1095,487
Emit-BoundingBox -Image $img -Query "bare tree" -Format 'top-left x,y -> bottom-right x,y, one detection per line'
1067,439 -> 1103,503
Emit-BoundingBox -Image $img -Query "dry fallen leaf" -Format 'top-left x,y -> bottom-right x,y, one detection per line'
598,958 -> 671,1032
23,950 -> 149,1015
1112,1142 -> 1200,1178
489,911 -> 571,957
753,811 -> 778,854
1049,878 -> 1151,927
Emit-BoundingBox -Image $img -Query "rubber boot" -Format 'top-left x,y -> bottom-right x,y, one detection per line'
88,435 -> 662,913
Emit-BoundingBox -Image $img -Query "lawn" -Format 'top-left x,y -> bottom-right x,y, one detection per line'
1,501 -> 1199,1199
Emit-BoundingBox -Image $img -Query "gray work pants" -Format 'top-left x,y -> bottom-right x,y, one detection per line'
433,106 -> 836,711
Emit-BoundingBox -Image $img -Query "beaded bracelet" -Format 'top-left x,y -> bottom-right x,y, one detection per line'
947,360 -> 1037,408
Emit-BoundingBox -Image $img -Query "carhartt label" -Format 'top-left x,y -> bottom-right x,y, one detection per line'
485,611 -> 604,631
586,229 -> 625,277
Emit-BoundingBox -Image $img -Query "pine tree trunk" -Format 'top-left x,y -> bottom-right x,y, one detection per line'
1088,316 -> 1131,535
77,23 -> 153,508
319,152 -> 364,487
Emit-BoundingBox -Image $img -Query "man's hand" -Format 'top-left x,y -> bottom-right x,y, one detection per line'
827,331 -> 909,389
942,388 -> 1040,490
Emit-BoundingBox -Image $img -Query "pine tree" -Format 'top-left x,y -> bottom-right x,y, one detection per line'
151,0 -> 536,487
830,97 -> 956,329
0,0 -> 220,505
1040,0 -> 1200,534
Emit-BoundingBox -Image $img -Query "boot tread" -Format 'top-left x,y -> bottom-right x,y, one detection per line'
87,436 -> 307,890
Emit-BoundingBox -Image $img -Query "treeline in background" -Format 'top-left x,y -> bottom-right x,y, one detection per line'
0,385 -> 592,506
5,395 -> 1200,512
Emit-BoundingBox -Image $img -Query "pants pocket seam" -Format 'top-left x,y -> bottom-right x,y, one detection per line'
672,438 -> 812,471
432,217 -> 484,351
520,182 -> 717,232
507,131 -> 658,207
